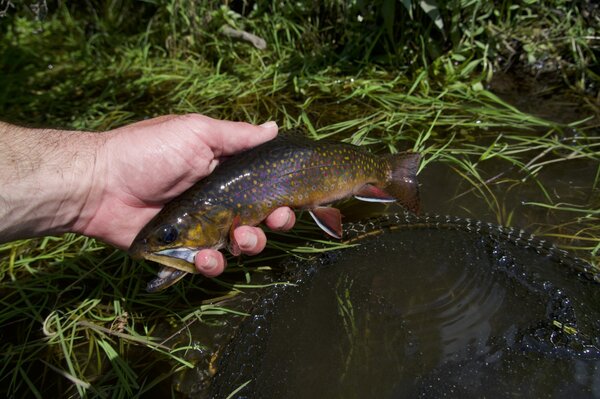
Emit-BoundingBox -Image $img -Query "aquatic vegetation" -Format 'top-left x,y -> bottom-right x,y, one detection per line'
0,0 -> 598,397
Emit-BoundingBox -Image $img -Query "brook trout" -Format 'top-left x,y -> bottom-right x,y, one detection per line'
130,134 -> 420,291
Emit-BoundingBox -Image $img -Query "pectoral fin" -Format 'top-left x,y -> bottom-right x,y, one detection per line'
354,184 -> 397,203
309,207 -> 343,239
228,215 -> 242,256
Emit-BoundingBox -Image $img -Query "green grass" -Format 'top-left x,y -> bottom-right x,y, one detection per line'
1,0 -> 599,397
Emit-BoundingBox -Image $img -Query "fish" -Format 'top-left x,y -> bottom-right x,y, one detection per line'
129,133 -> 421,292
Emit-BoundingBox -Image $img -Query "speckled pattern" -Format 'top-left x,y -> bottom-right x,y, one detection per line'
130,134 -> 420,274
204,134 -> 392,220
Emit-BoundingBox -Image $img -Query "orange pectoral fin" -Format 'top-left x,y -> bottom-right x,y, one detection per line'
309,206 -> 343,239
354,183 -> 397,203
228,215 -> 242,256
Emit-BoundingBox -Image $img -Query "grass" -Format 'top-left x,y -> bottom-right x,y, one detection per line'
1,0 -> 599,397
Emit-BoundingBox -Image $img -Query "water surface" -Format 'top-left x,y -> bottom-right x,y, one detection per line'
208,216 -> 600,398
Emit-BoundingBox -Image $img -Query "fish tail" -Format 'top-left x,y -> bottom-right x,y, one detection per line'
384,152 -> 421,214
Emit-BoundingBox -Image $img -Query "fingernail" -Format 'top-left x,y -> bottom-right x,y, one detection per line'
259,121 -> 277,129
203,255 -> 218,271
239,231 -> 258,249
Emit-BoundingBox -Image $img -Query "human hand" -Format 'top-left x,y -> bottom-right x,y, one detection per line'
74,114 -> 295,277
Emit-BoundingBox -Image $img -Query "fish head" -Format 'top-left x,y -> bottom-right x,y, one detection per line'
129,205 -> 235,274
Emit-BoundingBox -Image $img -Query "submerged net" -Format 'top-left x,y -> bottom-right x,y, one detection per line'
207,213 -> 600,398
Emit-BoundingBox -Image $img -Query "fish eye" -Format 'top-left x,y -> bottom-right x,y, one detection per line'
157,225 -> 178,244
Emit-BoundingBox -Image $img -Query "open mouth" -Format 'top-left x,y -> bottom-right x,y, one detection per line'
156,247 -> 198,263
146,266 -> 189,292
139,247 -> 199,274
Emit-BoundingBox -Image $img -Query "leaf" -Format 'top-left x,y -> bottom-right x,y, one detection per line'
382,0 -> 396,41
419,0 -> 444,32
399,0 -> 414,19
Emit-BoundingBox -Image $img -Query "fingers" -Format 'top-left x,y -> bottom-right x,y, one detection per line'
194,207 -> 296,277
184,114 -> 279,158
195,249 -> 226,278
264,207 -> 295,231
233,226 -> 267,256
233,208 -> 295,258
193,227 -> 266,277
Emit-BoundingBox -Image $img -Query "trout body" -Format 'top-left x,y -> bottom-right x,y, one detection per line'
130,134 -> 420,291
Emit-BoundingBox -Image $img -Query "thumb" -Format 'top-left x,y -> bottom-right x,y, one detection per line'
190,115 -> 279,157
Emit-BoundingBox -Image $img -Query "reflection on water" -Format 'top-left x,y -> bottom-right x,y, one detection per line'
208,215 -> 600,398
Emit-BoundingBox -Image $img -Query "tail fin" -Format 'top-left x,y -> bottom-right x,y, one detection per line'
384,152 -> 421,214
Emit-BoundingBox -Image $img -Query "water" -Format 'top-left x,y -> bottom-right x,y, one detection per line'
170,146 -> 599,398
173,70 -> 599,398
207,216 -> 600,398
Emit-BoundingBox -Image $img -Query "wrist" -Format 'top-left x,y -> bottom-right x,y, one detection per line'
0,122 -> 106,241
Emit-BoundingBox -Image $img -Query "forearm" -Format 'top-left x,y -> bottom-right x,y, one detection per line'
0,121 -> 104,242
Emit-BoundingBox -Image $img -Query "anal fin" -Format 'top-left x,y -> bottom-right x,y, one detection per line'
354,183 -> 397,203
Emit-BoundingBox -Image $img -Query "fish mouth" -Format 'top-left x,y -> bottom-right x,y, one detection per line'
140,247 -> 200,274
156,247 -> 197,263
146,266 -> 189,292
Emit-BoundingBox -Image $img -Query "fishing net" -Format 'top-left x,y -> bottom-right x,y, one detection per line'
205,213 -> 600,398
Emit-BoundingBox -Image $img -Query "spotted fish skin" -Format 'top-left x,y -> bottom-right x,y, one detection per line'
130,133 -> 420,291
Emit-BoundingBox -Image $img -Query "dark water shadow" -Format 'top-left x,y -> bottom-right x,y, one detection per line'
207,214 -> 600,399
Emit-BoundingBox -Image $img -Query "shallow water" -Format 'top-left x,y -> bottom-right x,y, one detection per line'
208,217 -> 600,398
